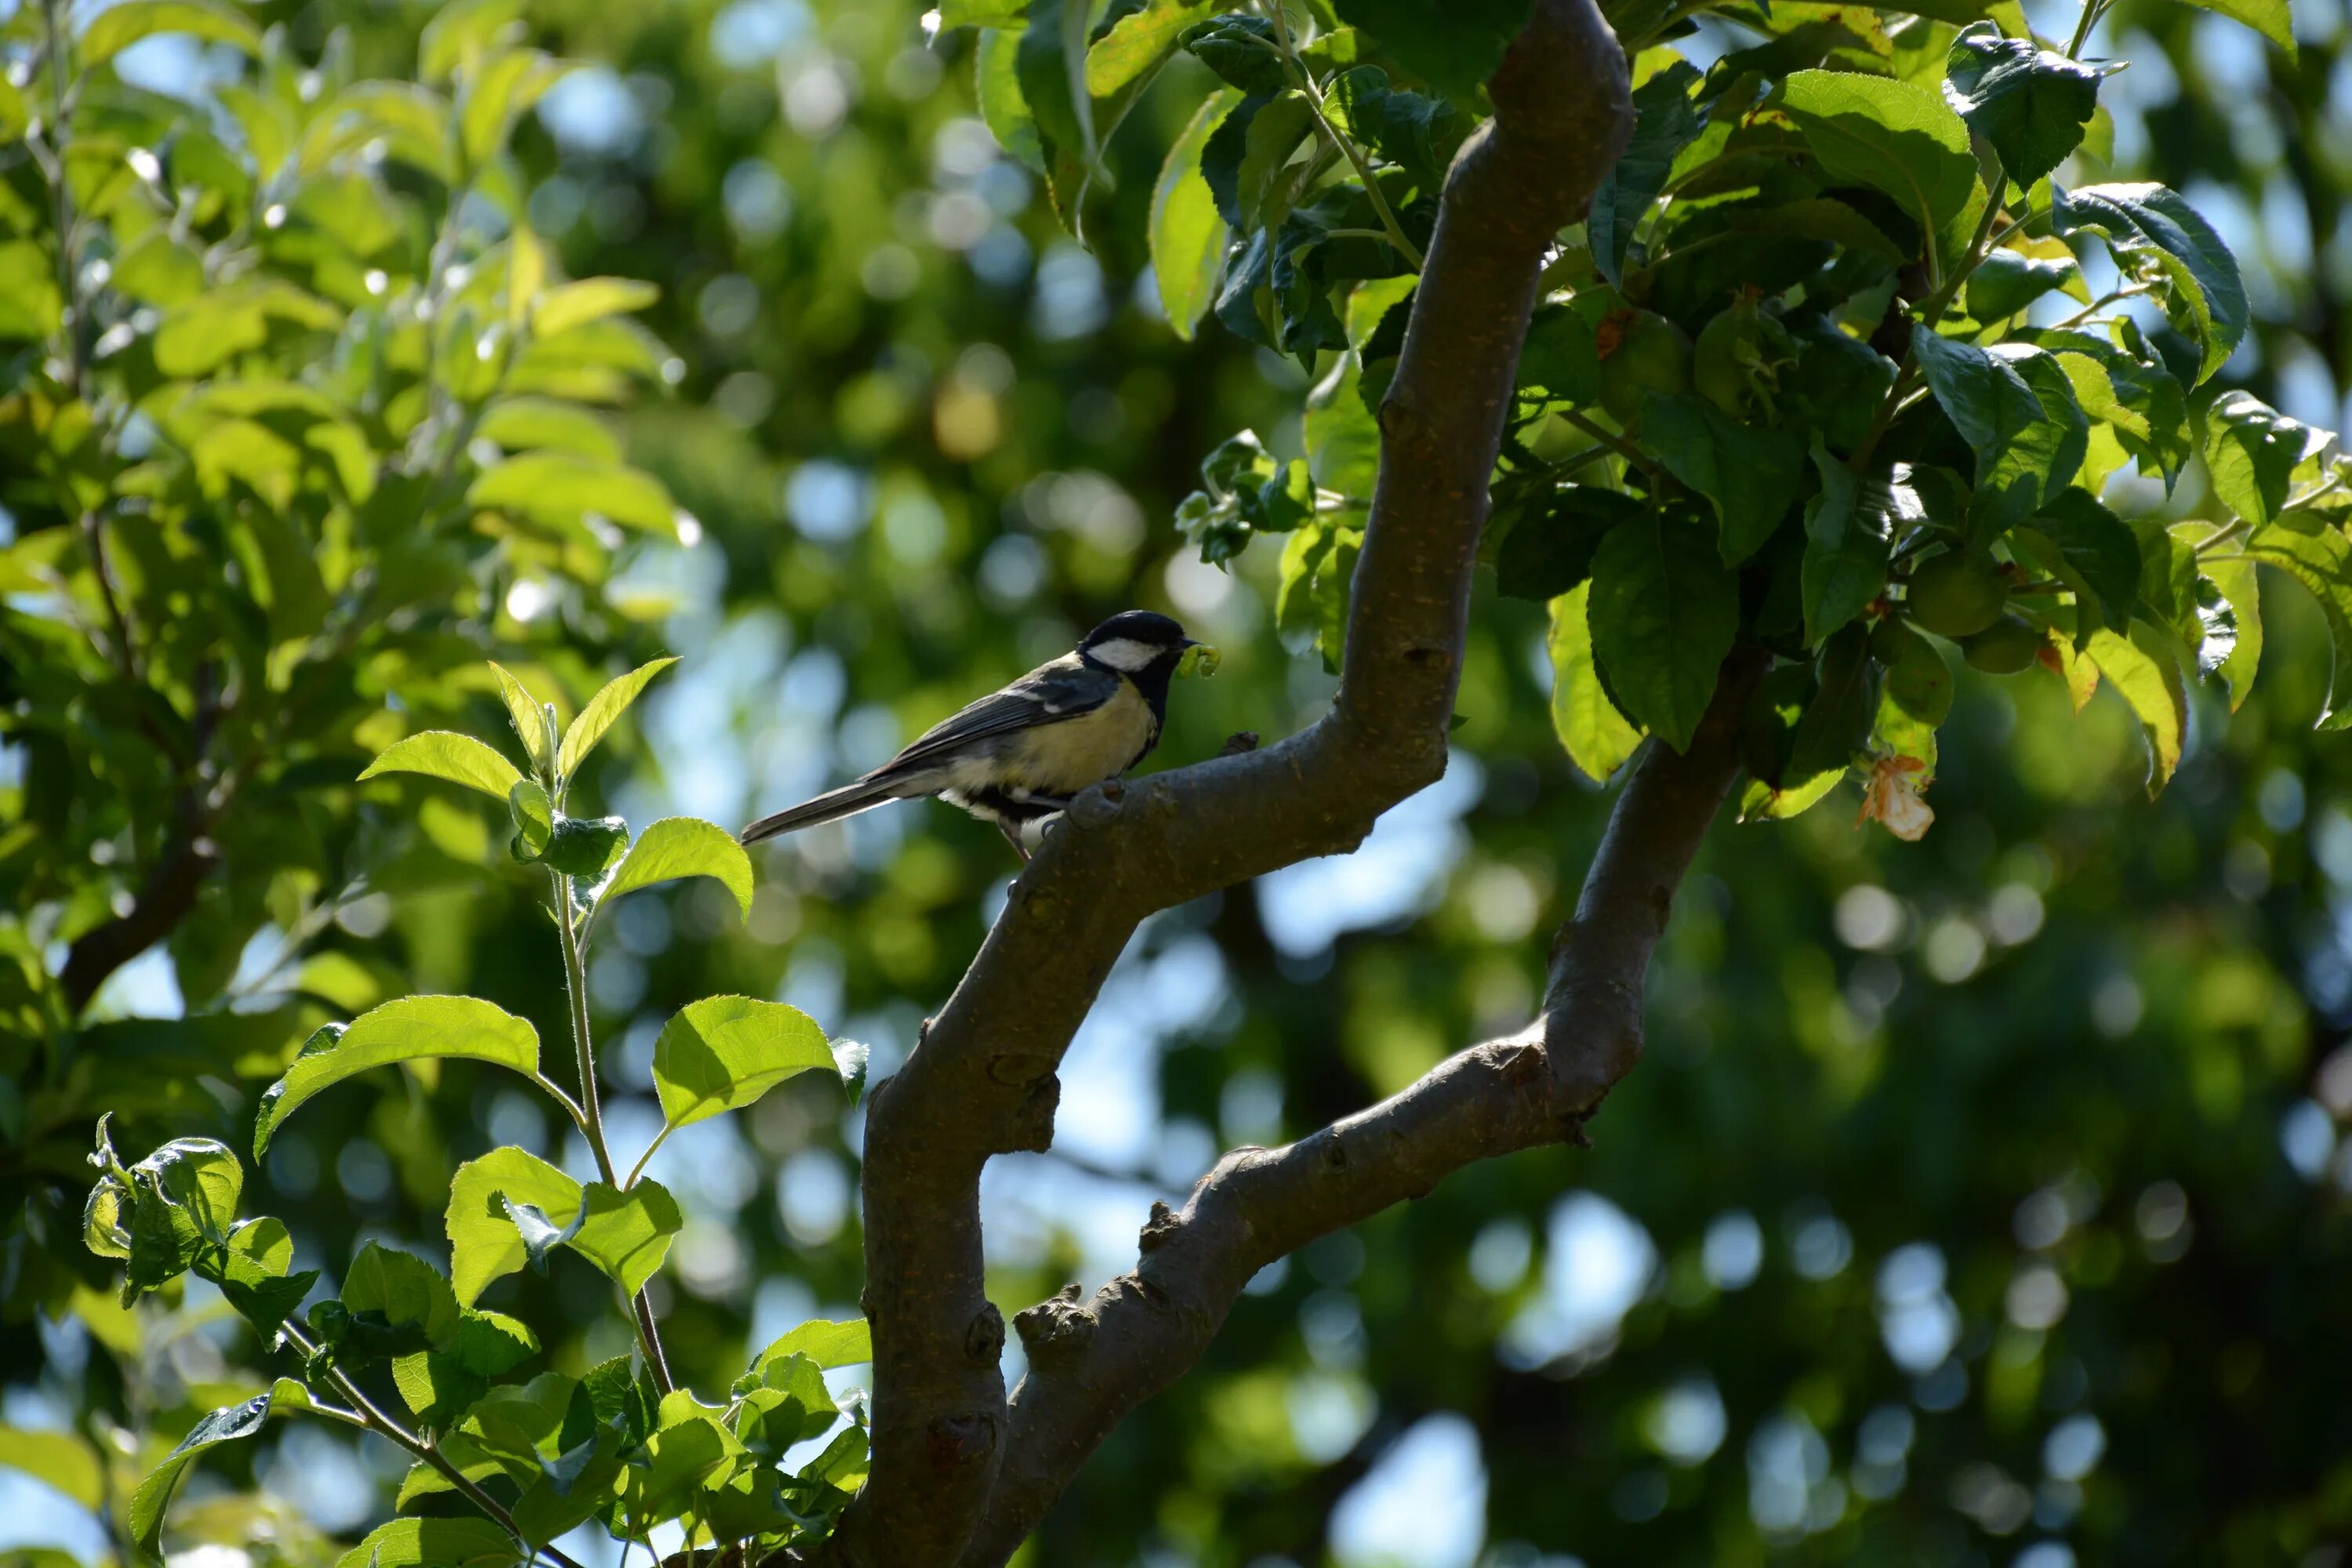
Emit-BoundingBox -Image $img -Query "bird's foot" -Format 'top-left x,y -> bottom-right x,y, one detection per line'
998,819 -> 1031,863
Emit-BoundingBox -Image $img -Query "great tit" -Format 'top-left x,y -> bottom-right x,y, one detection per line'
739,610 -> 1200,859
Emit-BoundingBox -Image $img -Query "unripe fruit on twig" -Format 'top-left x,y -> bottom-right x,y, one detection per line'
1905,550 -> 2009,639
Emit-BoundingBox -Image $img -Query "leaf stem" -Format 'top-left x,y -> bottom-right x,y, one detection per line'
2046,280 -> 2152,332
622,1123 -> 674,1189
1259,0 -> 1427,270
2066,0 -> 2108,60
549,867 -> 677,1394
1851,155 -> 2009,473
1561,409 -> 1662,477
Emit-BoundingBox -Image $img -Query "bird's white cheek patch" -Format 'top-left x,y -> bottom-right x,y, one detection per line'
1086,637 -> 1159,672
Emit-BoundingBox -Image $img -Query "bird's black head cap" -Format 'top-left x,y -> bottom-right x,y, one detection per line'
1080,610 -> 1192,654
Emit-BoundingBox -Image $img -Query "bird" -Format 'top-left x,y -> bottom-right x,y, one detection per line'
739,610 -> 1200,860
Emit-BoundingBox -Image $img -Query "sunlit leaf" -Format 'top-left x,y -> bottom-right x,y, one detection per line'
2244,513 -> 2352,730
570,1180 -> 684,1297
82,0 -> 263,65
599,817 -> 753,920
1941,23 -> 2102,187
127,1392 -> 278,1559
2087,623 -> 2187,790
1547,581 -> 1646,787
1777,70 -> 1984,278
557,657 -> 677,779
532,278 -> 662,339
652,996 -> 836,1131
333,1516 -> 521,1568
2056,183 -> 2247,384
359,731 -> 526,802
447,1147 -> 584,1307
0,1425 -> 103,1509
1151,90 -> 1240,339
254,997 -> 541,1156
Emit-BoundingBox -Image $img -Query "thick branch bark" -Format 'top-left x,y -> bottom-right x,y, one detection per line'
829,6 -> 1632,1563
960,659 -> 1758,1567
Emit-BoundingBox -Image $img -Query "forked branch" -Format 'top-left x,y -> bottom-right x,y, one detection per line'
828,2 -> 1638,1563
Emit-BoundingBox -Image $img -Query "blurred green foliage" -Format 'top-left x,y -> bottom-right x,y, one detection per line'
5,0 -> 2352,1564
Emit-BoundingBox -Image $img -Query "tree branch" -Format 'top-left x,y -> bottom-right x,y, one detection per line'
826,5 -> 1633,1563
960,657 -> 1759,1567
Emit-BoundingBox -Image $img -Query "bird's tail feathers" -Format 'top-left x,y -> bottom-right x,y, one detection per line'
739,779 -> 904,845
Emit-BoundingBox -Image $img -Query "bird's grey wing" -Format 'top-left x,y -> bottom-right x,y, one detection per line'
864,656 -> 1116,778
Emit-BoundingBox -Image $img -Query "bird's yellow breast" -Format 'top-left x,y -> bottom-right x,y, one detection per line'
1004,679 -> 1156,794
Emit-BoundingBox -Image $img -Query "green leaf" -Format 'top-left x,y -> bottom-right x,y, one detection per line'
254,997 -> 541,1158
1967,248 -> 2080,322
2042,332 -> 2192,488
531,278 -> 660,338
420,0 -> 528,79
539,815 -> 631,877
1777,70 -> 1984,279
82,0 -> 263,65
1497,486 -> 1639,602
2205,555 -> 2263,711
1587,506 -> 1740,753
750,1318 -> 874,1373
1323,67 -> 1461,188
2024,488 -> 2142,633
1789,625 -> 1878,778
1911,334 -> 2084,533
459,48 -> 564,169
128,1392 -> 278,1559
343,1242 -> 463,1348
1942,23 -> 2102,187
2056,183 -> 2248,384
333,1517 -> 521,1568
653,996 -> 836,1131
2243,514 -> 2352,729
1181,16 -> 1288,94
1330,0 -> 1537,106
1641,393 -> 1805,564
2204,390 -> 2316,526
938,0 -> 1029,24
393,1311 -> 541,1419
203,1217 -> 318,1340
557,656 -> 677,779
1152,90 -> 1242,340
359,731 -> 525,802
571,1181 -> 684,1297
2172,0 -> 2295,54
447,1147 -> 584,1307
1800,437 -> 1890,646
470,453 -> 680,538
477,398 -> 622,462
1722,198 -> 1907,263
600,817 -> 754,920
0,242 -> 64,339
1232,95 -> 1318,233
976,28 -> 1045,175
490,662 -> 557,773
2086,623 -> 2187,791
0,1426 -> 103,1508
1092,1 -> 1218,95
508,781 -> 554,862
1590,63 -> 1703,286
